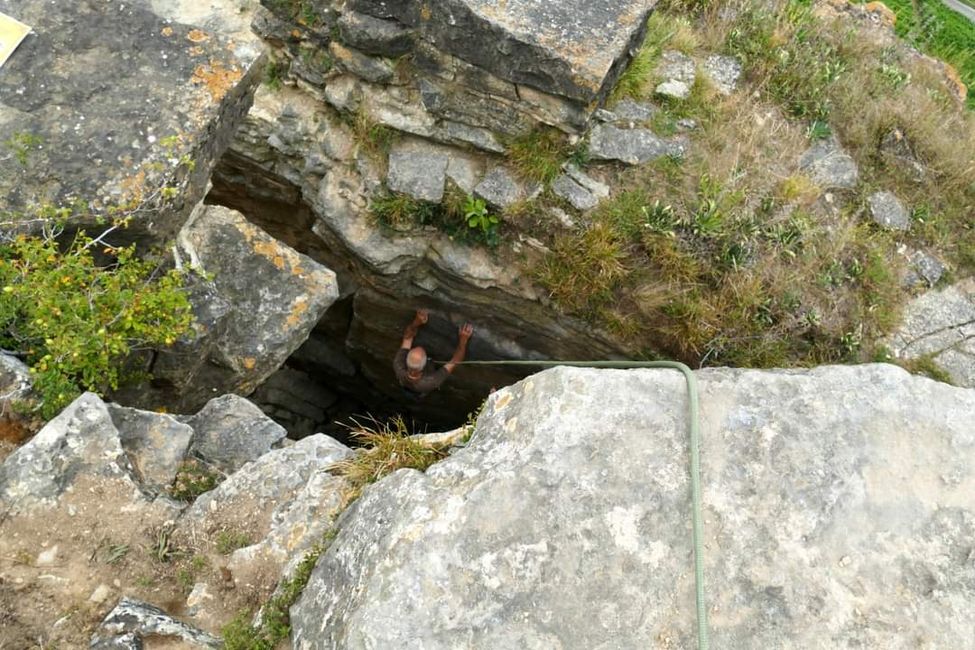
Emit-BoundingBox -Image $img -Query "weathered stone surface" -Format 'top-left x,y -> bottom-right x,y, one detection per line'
186,394 -> 287,473
655,49 -> 696,99
0,393 -> 139,512
386,138 -> 451,202
0,0 -> 264,247
173,204 -> 340,399
888,279 -> 975,387
329,41 -> 395,84
293,365 -> 975,648
703,54 -> 742,95
338,10 -> 414,57
609,98 -> 657,122
589,124 -> 688,165
0,352 -> 32,410
347,0 -> 656,103
903,249 -> 946,288
799,137 -> 860,189
91,597 -> 220,649
551,164 -> 609,211
867,190 -> 910,230
474,167 -> 539,208
107,404 -> 194,492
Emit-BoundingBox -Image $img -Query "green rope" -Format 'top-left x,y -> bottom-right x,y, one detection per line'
456,359 -> 710,650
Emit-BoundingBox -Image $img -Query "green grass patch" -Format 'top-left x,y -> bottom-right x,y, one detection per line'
371,188 -> 502,247
506,128 -> 571,185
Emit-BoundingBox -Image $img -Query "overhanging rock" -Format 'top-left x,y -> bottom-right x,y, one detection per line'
0,0 -> 265,247
292,364 -> 975,648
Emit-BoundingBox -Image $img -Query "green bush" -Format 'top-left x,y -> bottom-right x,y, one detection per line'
0,226 -> 193,418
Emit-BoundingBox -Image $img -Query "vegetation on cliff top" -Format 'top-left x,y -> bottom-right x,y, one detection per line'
533,0 -> 974,369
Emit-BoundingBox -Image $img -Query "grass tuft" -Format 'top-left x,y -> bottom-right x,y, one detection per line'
506,128 -> 571,185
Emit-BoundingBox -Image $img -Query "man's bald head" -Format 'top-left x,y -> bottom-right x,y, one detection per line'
406,346 -> 427,371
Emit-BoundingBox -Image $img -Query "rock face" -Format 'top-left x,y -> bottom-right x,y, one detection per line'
0,390 -> 352,647
0,0 -> 264,248
888,279 -> 975,387
292,364 -> 975,648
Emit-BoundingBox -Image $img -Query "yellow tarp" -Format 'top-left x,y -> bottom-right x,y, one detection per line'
0,12 -> 31,69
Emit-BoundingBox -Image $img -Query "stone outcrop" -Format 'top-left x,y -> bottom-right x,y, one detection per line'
255,0 -> 657,146
888,278 -> 975,387
0,390 -> 353,647
114,203 -> 340,412
292,364 -> 975,648
0,0 -> 264,248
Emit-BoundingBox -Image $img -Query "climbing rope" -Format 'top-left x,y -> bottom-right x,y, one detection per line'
456,359 -> 710,650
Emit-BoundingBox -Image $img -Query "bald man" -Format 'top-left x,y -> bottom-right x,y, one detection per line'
394,309 -> 473,395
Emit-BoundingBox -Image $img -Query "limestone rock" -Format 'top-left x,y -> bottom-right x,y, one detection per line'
867,190 -> 910,231
903,249 -> 946,288
185,394 -> 287,473
107,405 -> 194,492
799,137 -> 859,189
386,138 -> 451,202
0,352 -> 32,411
589,124 -> 688,165
888,279 -> 975,387
292,364 -> 975,649
329,41 -> 395,84
91,597 -> 220,649
173,204 -> 340,400
0,393 -> 139,512
703,54 -> 743,95
474,167 -> 539,209
338,10 -> 414,57
0,0 -> 264,248
181,434 -> 351,574
655,50 -> 697,100
346,0 -> 656,103
552,164 -> 610,211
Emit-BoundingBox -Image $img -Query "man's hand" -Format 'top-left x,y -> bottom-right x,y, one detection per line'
415,309 -> 429,325
459,322 -> 474,341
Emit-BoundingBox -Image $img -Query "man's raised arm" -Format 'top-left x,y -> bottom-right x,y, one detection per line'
444,323 -> 474,373
401,309 -> 429,349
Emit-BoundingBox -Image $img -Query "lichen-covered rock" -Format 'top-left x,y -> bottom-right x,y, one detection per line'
799,137 -> 859,189
107,405 -> 194,492
903,249 -> 946,288
292,365 -> 975,649
185,394 -> 287,473
91,597 -> 220,649
0,352 -> 32,410
655,49 -> 697,100
0,393 -> 141,512
169,204 -> 340,402
867,190 -> 910,231
888,279 -> 975,387
474,166 -> 540,208
589,124 -> 688,165
702,54 -> 742,95
0,0 -> 264,247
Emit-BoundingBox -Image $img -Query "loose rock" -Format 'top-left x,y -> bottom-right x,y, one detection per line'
588,124 -> 688,165
91,597 -> 221,649
186,394 -> 287,474
798,137 -> 859,189
866,190 -> 910,230
702,54 -> 743,95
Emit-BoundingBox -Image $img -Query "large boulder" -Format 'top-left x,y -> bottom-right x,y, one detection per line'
131,204 -> 341,412
0,0 -> 264,248
292,364 -> 975,648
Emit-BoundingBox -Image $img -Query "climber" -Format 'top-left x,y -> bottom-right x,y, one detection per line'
394,308 -> 473,395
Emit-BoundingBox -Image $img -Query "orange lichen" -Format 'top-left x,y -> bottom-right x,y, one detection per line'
119,169 -> 147,203
191,62 -> 243,102
285,298 -> 310,329
242,357 -> 257,370
942,63 -> 969,103
187,29 -> 210,44
161,26 -> 174,37
864,2 -> 896,27
420,4 -> 432,20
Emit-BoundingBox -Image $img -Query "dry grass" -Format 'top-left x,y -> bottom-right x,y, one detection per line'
329,416 -> 451,503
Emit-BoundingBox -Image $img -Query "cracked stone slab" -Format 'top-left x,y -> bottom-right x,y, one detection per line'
867,190 -> 910,231
474,166 -> 540,208
346,0 -> 657,102
798,137 -> 859,190
0,0 -> 265,247
292,364 -> 975,648
702,54 -> 742,95
588,123 -> 688,165
551,164 -> 610,211
91,597 -> 220,648
386,138 -> 451,202
887,279 -> 975,387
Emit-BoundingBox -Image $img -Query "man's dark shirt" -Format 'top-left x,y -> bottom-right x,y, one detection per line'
394,348 -> 450,394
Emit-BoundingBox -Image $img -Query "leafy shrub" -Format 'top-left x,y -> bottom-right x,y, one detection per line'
0,226 -> 193,418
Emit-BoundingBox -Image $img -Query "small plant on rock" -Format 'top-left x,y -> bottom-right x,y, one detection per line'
464,196 -> 499,241
168,459 -> 221,502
